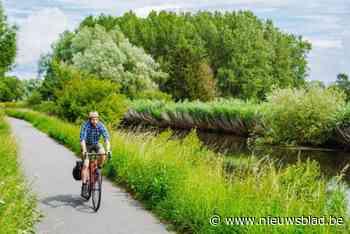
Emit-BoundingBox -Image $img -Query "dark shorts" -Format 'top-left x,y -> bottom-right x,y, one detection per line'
86,143 -> 105,154
83,143 -> 105,166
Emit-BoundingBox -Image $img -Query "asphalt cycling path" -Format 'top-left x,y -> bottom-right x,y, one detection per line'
8,117 -> 171,234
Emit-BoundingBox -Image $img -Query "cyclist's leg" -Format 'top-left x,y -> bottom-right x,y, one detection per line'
96,143 -> 106,168
81,145 -> 92,184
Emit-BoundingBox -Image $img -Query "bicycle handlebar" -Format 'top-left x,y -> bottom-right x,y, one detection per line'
84,151 -> 112,160
84,152 -> 106,156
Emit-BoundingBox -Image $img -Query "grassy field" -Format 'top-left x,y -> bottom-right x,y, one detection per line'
0,111 -> 38,234
5,109 -> 350,234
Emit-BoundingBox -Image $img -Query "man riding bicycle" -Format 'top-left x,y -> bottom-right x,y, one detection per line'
80,111 -> 111,197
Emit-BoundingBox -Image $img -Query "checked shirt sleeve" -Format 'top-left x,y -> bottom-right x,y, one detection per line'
80,122 -> 88,142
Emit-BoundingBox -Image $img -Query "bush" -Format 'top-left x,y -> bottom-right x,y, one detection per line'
26,90 -> 42,106
32,101 -> 58,115
261,87 -> 345,145
55,76 -> 128,126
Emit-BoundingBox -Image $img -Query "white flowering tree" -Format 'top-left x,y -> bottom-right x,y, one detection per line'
70,25 -> 168,98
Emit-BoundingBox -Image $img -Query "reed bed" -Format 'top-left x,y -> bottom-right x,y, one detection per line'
125,99 -> 261,137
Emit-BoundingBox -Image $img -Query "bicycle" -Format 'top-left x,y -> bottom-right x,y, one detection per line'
82,152 -> 111,212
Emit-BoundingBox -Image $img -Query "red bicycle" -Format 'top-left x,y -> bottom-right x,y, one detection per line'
82,152 -> 110,212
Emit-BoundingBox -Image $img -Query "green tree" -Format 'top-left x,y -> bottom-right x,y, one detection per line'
0,2 -> 16,76
165,41 -> 216,101
0,76 -> 24,102
331,73 -> 350,101
39,60 -> 75,100
115,10 -> 310,100
22,78 -> 42,98
40,25 -> 167,100
41,10 -> 311,101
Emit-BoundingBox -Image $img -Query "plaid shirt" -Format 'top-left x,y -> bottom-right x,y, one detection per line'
80,121 -> 110,145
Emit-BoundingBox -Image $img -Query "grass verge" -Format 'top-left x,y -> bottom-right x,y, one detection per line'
0,111 -> 38,233
5,109 -> 350,234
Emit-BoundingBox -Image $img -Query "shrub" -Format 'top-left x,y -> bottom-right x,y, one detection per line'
55,77 -> 128,125
26,90 -> 42,106
261,87 -> 345,145
32,101 -> 58,115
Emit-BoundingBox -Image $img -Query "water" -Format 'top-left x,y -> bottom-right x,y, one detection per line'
194,131 -> 350,183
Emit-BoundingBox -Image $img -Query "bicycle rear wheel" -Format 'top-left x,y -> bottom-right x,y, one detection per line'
92,168 -> 102,211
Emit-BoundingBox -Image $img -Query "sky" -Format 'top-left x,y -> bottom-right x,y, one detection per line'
2,0 -> 350,84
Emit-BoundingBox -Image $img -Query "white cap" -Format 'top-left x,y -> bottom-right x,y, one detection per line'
88,111 -> 99,118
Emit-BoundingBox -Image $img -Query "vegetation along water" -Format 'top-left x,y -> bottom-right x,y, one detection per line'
2,2 -> 350,233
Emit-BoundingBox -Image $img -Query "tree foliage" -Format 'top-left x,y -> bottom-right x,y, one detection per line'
55,75 -> 127,125
0,2 -> 16,76
0,76 -> 24,102
40,25 -> 167,100
22,78 -> 42,98
40,10 -> 311,101
79,11 -> 311,100
331,73 -> 350,101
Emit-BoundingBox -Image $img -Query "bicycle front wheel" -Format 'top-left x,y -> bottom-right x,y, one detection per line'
92,169 -> 102,211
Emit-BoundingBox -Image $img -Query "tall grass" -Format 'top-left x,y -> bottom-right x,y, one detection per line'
5,109 -> 350,233
125,99 -> 261,137
0,111 -> 38,233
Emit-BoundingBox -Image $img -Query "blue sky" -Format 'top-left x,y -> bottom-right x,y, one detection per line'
2,0 -> 350,84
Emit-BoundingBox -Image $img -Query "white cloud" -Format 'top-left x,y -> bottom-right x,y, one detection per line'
58,0 -> 288,12
134,4 -> 188,17
16,8 -> 69,65
58,0 -> 119,10
306,37 -> 343,49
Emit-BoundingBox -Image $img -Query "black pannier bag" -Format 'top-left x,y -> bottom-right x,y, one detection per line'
72,160 -> 83,180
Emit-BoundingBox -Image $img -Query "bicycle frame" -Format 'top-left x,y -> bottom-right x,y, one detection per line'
85,152 -> 105,183
83,152 -> 105,211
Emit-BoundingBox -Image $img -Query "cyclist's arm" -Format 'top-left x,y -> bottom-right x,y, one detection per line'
80,122 -> 88,154
105,140 -> 111,152
80,140 -> 87,153
100,123 -> 111,152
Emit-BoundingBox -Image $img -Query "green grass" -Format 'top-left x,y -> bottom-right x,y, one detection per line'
5,109 -> 350,234
0,111 -> 38,234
